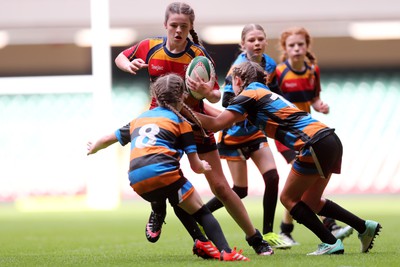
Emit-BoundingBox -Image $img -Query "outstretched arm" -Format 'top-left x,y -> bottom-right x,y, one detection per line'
87,133 -> 118,155
203,102 -> 222,117
194,109 -> 245,132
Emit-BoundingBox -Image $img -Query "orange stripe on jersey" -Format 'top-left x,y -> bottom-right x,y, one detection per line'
292,102 -> 312,113
130,147 -> 177,159
264,119 -> 279,141
133,117 -> 192,135
276,61 -> 322,112
180,186 -> 195,202
292,121 -> 328,150
274,105 -> 305,120
129,114 -> 193,159
122,37 -> 219,111
132,170 -> 181,195
222,131 -> 265,146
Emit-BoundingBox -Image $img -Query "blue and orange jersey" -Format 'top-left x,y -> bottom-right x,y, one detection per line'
218,53 -> 279,149
227,82 -> 329,151
276,60 -> 321,113
121,37 -> 219,112
223,53 -> 280,98
115,107 -> 197,195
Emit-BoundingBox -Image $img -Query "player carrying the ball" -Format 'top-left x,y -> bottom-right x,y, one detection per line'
114,1 -> 273,258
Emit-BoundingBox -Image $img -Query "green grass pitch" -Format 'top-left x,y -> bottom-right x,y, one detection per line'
1,195 -> 399,267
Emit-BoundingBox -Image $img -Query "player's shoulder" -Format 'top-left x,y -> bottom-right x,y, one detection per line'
276,61 -> 290,73
146,37 -> 165,46
263,54 -> 277,66
189,42 -> 211,58
134,37 -> 164,48
312,63 -> 321,73
262,54 -> 277,73
232,53 -> 248,65
242,82 -> 270,98
136,109 -> 184,131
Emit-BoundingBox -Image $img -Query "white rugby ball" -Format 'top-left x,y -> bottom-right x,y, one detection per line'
185,56 -> 215,100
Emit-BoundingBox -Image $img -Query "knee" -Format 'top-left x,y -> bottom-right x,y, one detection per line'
280,194 -> 295,211
232,185 -> 248,199
304,199 -> 324,213
212,183 -> 231,201
280,194 -> 288,208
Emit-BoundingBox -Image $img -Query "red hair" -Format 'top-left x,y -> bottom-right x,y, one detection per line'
279,26 -> 316,65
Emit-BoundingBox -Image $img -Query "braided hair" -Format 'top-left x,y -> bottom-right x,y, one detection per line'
151,74 -> 205,135
165,2 -> 203,46
231,61 -> 267,94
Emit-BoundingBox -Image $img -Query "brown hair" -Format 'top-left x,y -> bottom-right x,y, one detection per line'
279,26 -> 316,65
151,74 -> 205,134
232,61 -> 267,94
151,74 -> 184,108
165,2 -> 202,46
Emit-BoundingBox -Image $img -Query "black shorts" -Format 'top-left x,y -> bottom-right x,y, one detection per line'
309,132 -> 343,179
139,175 -> 190,206
280,149 -> 298,164
196,133 -> 217,154
218,139 -> 268,160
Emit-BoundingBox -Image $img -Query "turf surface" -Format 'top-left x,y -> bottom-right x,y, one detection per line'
1,195 -> 398,266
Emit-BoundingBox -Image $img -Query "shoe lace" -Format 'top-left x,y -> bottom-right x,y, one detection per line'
232,247 -> 243,254
194,240 -> 220,259
317,243 -> 330,251
201,241 -> 219,252
223,247 -> 248,261
149,212 -> 165,229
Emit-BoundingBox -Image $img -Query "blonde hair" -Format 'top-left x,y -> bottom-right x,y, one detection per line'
240,24 -> 266,50
151,74 -> 205,135
239,24 -> 272,85
165,2 -> 202,46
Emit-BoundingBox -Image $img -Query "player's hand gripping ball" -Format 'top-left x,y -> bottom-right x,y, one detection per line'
185,56 -> 216,100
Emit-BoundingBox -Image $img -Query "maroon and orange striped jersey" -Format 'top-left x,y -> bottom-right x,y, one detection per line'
276,60 -> 321,113
122,37 -> 219,111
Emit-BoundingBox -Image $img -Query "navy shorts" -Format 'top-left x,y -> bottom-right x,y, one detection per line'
139,175 -> 194,206
294,131 -> 342,179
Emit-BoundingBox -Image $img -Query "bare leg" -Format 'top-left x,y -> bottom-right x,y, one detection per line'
200,150 -> 256,237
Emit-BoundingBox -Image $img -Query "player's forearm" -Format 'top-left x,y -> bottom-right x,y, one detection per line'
115,53 -> 130,72
87,134 -> 118,155
203,102 -> 222,117
195,112 -> 226,132
204,89 -> 221,103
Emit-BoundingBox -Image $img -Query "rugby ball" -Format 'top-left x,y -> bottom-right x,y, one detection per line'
185,56 -> 216,100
